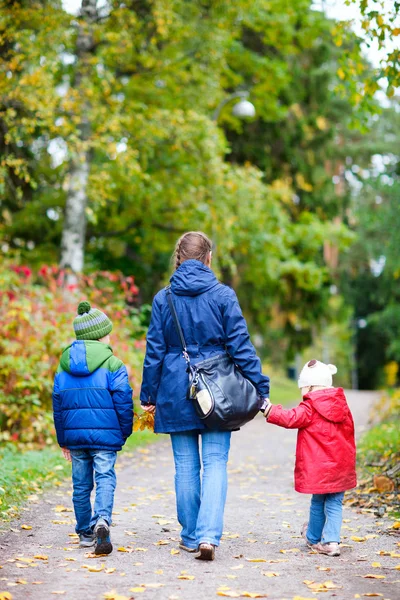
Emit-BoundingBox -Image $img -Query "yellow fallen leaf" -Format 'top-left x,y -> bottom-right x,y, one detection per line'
135,548 -> 148,552
105,568 -> 116,574
317,567 -> 330,571
54,505 -> 71,513
154,540 -> 169,546
262,571 -> 279,577
361,595 -> 383,598
51,593 -> 66,596
351,536 -> 367,542
230,565 -> 244,570
103,592 -> 130,600
392,522 -> 400,530
154,569 -> 163,574
117,547 -> 130,553
0,593 -> 13,600
156,520 -> 172,526
371,562 -> 381,568
129,588 -> 146,593
140,584 -> 164,588
177,575 -> 195,580
217,593 -> 240,598
170,549 -> 180,555
65,557 -> 77,562
20,525 -> 32,530
395,564 -> 400,570
362,574 -> 385,579
34,555 -> 48,561
87,564 -> 104,573
15,580 -> 27,585
246,558 -> 266,563
241,594 -> 267,599
32,582 -> 43,585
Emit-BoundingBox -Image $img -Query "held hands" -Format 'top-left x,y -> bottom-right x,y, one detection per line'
61,447 -> 71,462
260,397 -> 273,419
141,404 -> 156,414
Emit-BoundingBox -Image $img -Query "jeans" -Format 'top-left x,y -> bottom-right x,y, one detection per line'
307,492 -> 345,544
70,449 -> 117,534
170,430 -> 231,549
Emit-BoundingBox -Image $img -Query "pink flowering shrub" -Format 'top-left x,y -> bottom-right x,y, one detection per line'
0,263 -> 145,445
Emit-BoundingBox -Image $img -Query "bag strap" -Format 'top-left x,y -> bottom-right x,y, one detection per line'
165,285 -> 191,368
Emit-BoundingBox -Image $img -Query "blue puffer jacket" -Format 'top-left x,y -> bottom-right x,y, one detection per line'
52,341 -> 133,451
140,260 -> 270,433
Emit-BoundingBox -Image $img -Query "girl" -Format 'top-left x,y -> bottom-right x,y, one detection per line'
263,359 -> 356,556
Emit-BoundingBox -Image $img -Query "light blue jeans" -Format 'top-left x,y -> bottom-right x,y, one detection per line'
307,492 -> 345,544
170,430 -> 231,549
70,449 -> 117,534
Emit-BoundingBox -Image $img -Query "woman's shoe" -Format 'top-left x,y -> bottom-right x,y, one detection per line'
301,522 -> 316,549
179,541 -> 197,553
94,518 -> 113,555
195,543 -> 216,561
314,542 -> 340,556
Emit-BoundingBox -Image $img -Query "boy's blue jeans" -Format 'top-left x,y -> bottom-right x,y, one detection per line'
70,449 -> 117,535
170,430 -> 231,549
307,492 -> 345,544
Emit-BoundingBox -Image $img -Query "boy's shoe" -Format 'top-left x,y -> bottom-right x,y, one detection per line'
314,542 -> 340,557
195,543 -> 215,561
79,532 -> 95,548
94,518 -> 113,555
301,522 -> 316,549
179,541 -> 197,553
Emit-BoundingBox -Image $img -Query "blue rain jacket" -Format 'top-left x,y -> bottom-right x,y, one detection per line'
52,341 -> 133,450
140,260 -> 270,433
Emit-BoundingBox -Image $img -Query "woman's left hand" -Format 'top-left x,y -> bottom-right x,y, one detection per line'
141,404 -> 156,414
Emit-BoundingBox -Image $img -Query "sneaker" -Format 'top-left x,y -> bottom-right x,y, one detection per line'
79,532 -> 95,548
94,518 -> 113,555
179,541 -> 197,553
195,543 -> 215,561
314,542 -> 340,557
301,522 -> 316,549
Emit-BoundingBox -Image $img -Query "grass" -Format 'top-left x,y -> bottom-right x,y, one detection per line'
0,428 -> 158,523
357,419 -> 400,467
265,366 -> 299,406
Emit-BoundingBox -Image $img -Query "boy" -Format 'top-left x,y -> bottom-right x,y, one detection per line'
52,300 -> 133,555
262,359 -> 356,556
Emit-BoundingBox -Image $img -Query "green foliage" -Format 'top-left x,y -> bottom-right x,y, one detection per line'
0,262 -> 144,444
358,389 -> 400,466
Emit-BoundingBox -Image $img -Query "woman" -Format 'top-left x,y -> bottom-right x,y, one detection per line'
140,231 -> 269,561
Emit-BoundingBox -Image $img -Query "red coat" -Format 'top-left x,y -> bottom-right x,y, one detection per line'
267,387 -> 356,494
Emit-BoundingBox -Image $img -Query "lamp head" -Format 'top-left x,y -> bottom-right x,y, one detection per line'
232,99 -> 256,118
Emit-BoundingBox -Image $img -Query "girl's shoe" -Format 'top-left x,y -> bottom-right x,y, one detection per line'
195,543 -> 216,561
179,541 -> 197,553
301,522 -> 316,549
94,518 -> 113,555
79,532 -> 95,548
314,542 -> 340,556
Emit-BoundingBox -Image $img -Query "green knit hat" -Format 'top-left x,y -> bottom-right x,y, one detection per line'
73,301 -> 113,340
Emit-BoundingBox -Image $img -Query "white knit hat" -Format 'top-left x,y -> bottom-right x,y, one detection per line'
298,359 -> 338,389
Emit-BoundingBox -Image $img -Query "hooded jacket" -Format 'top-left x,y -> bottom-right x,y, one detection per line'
267,387 -> 356,494
52,341 -> 133,451
140,259 -> 270,434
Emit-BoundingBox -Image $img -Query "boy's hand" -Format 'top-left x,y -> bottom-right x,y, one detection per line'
141,404 -> 156,414
61,447 -> 72,462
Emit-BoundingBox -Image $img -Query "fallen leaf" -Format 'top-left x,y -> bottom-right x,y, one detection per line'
0,593 -> 13,600
230,565 -> 244,570
170,549 -> 180,556
103,592 -> 130,600
262,571 -> 279,577
317,567 -> 330,571
129,588 -> 146,593
51,593 -> 66,596
87,564 -> 104,573
135,548 -> 148,552
140,584 -> 164,588
217,593 -> 240,598
117,547 -> 131,553
362,574 -> 385,579
393,522 -> 400,530
371,562 -> 381,568
20,525 -> 32,530
33,555 -> 48,561
361,595 -> 383,598
154,569 -> 163,574
177,575 -> 195,580
105,568 -> 116,574
241,594 -> 267,599
351,536 -> 367,542
246,558 -> 266,563
154,540 -> 169,546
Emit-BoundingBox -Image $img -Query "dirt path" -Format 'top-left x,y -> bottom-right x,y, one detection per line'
1,391 -> 399,600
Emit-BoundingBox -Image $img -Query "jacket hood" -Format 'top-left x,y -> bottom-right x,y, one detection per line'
170,259 -> 219,297
307,387 -> 348,423
60,340 -> 113,377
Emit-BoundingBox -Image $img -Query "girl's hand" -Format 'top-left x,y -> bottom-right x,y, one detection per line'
141,404 -> 156,414
61,447 -> 72,462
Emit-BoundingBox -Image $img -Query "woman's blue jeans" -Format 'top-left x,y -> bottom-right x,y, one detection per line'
307,492 -> 345,544
170,430 -> 231,549
70,449 -> 117,534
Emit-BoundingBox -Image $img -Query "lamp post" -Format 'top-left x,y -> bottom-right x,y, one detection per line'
213,91 -> 256,122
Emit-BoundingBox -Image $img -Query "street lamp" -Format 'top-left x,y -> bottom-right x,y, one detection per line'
213,91 -> 256,122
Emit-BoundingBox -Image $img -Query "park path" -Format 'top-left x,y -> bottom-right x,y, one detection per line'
1,390 -> 399,600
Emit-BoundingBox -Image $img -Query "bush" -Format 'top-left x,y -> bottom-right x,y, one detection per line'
0,263 -> 146,445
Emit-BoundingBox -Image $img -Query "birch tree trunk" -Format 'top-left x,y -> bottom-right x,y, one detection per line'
60,0 -> 98,274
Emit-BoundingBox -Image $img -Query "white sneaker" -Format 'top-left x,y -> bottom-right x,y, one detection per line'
314,542 -> 340,556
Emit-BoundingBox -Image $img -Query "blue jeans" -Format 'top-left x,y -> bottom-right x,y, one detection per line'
170,430 -> 231,549
70,449 -> 117,534
307,492 -> 345,544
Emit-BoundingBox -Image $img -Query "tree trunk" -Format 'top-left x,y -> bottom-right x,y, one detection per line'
60,0 -> 98,273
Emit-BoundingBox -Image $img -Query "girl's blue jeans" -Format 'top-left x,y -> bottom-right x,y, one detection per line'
70,449 -> 117,534
170,430 -> 231,549
307,492 -> 345,544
